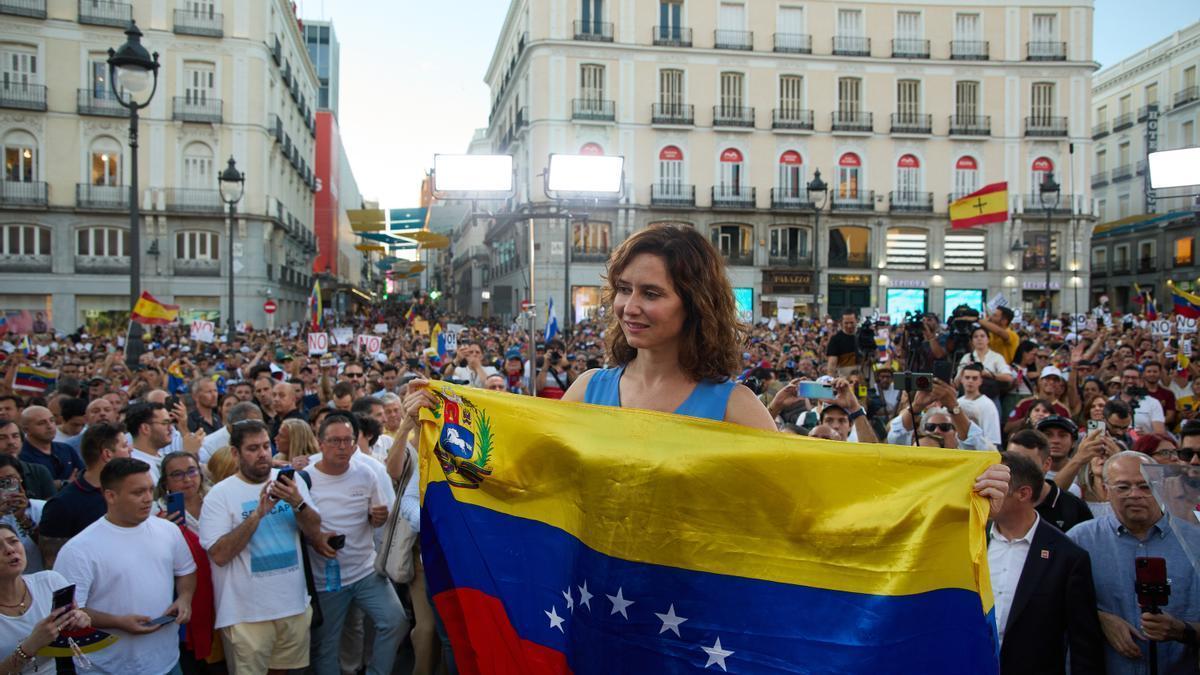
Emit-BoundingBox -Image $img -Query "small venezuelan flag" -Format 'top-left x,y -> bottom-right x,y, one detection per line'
131,292 -> 180,326
1173,287 -> 1200,319
14,365 -> 57,393
950,182 -> 1009,230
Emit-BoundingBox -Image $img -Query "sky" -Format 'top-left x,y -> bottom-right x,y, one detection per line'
300,0 -> 1199,208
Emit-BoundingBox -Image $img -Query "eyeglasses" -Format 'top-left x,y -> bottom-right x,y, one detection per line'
344,372 -> 364,379
1105,482 -> 1152,496
323,437 -> 355,447
1107,422 -> 1132,433
167,467 -> 200,481
924,423 -> 955,433
1152,449 -> 1179,461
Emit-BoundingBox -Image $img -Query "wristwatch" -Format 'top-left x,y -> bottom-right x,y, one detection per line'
950,406 -> 963,416
294,501 -> 308,514
848,408 -> 866,422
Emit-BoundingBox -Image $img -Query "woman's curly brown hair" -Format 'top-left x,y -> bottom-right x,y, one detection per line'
602,224 -> 747,382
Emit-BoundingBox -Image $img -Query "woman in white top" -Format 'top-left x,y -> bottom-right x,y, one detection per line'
956,325 -> 1014,386
0,523 -> 91,674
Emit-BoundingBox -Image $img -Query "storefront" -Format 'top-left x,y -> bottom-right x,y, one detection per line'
828,274 -> 872,318
176,296 -> 221,325
77,295 -> 130,336
760,270 -> 814,319
883,279 -> 928,318
1020,281 -> 1061,316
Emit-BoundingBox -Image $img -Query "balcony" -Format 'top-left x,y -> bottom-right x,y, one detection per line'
891,38 -> 930,58
770,189 -> 813,210
949,114 -> 990,136
77,88 -> 127,117
651,103 -> 694,126
571,248 -> 610,263
514,107 -> 528,131
832,36 -> 870,56
77,0 -> 130,28
75,184 -> 127,210
772,108 -> 814,131
711,186 -> 756,209
172,96 -> 222,124
1091,171 -> 1109,188
652,25 -> 692,47
0,181 -> 47,207
271,35 -> 281,65
1027,41 -> 1067,61
1091,261 -> 1107,276
1112,112 -> 1134,132
75,255 -> 129,274
831,190 -> 876,212
1111,259 -> 1131,275
0,254 -> 50,274
773,33 -> 812,54
1174,86 -> 1200,109
722,252 -> 755,267
174,258 -> 221,276
768,253 -> 812,267
889,191 -> 933,212
890,113 -> 932,135
173,8 -> 222,37
1111,164 -> 1133,183
1021,194 -> 1073,215
1138,256 -> 1157,273
831,111 -> 872,133
269,113 -> 283,142
829,252 -> 871,269
1025,116 -> 1068,137
650,183 -> 696,207
573,20 -> 612,42
0,0 -> 45,18
950,40 -> 989,60
714,29 -> 752,51
165,189 -> 223,214
1092,121 -> 1109,139
0,83 -> 46,111
572,99 -> 615,123
713,106 -> 755,128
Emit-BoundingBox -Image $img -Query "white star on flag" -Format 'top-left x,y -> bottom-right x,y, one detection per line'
702,636 -> 734,671
655,604 -> 688,636
562,588 -> 574,613
606,587 -> 634,619
545,606 -> 565,633
578,581 -> 593,611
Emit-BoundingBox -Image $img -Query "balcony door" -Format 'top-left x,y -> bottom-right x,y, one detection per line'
895,154 -> 920,201
777,151 -> 804,198
1,46 -> 36,91
658,146 -> 684,194
719,148 -> 743,195
182,143 -> 214,190
185,64 -> 214,106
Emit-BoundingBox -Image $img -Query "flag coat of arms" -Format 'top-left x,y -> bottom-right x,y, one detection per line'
418,383 -> 1000,674
949,182 -> 1009,230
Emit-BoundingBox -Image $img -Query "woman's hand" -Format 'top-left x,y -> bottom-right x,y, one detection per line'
25,606 -> 71,651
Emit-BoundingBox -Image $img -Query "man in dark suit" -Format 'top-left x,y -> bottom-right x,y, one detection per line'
992,452 -> 1106,674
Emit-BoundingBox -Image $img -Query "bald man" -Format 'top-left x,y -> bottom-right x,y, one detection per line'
18,406 -> 85,487
85,398 -> 116,427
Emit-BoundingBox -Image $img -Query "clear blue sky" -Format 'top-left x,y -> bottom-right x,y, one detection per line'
300,0 -> 1199,207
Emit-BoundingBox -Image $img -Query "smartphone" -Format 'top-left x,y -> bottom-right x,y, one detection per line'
276,467 -> 296,484
1135,556 -> 1170,609
165,487 -> 183,521
328,534 -> 346,551
51,585 -> 75,611
932,361 -> 954,384
795,382 -> 836,400
1087,420 -> 1105,434
142,614 -> 176,627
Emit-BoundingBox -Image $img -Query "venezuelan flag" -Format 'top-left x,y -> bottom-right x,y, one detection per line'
431,322 -> 446,362
949,182 -> 1009,230
1173,287 -> 1200,319
13,365 -> 56,393
418,383 -> 1000,674
131,292 -> 179,325
309,281 -> 323,331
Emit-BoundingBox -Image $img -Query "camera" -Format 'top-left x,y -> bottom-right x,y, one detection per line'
893,371 -> 934,393
856,319 -> 877,353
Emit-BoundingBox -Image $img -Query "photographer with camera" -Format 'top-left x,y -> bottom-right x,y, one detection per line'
886,378 -> 992,450
1117,366 -> 1167,436
898,313 -> 948,374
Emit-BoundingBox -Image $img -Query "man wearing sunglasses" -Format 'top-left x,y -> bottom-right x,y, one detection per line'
887,379 -> 991,450
1179,420 -> 1200,465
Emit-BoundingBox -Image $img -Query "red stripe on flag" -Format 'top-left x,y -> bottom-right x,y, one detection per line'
951,211 -> 1008,229
434,588 -> 572,675
966,181 -> 1007,197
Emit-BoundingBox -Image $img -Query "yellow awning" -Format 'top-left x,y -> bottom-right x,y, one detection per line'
406,230 -> 451,249
355,244 -> 385,253
348,209 -> 386,232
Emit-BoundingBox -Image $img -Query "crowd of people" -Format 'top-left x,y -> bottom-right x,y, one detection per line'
0,224 -> 1196,673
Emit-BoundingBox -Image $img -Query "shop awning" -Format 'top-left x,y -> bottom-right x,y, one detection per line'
1092,211 -> 1192,237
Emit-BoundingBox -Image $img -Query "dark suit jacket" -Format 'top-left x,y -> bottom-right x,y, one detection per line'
998,519 -> 1106,675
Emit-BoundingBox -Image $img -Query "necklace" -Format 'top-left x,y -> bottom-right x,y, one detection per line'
0,583 -> 28,609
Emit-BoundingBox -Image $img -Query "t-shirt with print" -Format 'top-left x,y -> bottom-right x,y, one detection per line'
306,462 -> 387,587
198,469 -> 318,629
53,516 -> 196,675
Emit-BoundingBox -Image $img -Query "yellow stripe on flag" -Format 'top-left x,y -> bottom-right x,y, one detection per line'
949,182 -> 1009,229
131,292 -> 179,325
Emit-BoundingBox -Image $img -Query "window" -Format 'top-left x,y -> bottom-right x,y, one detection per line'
580,64 -> 604,103
657,145 -> 684,192
184,0 -> 215,18
1118,142 -> 1130,168
1031,157 -> 1053,192
954,13 -> 980,41
659,1 -> 682,40
837,9 -> 863,37
1095,149 -> 1107,174
1031,13 -> 1057,44
176,230 -> 219,260
182,142 -> 214,189
0,44 -> 37,90
829,226 -> 870,268
2,130 -> 35,183
718,2 -> 744,30
1097,199 -> 1107,221
1118,95 -> 1131,117
1138,240 -> 1155,270
769,226 -> 810,261
1113,244 -> 1130,271
1031,82 -> 1055,121
896,79 -> 920,118
1096,105 -> 1107,125
659,69 -> 683,107
895,154 -> 921,199
710,223 -> 752,260
718,148 -> 744,193
896,11 -> 921,40
886,227 -> 928,269
1184,121 -> 1195,148
955,81 -> 979,118
779,75 -> 803,113
1118,194 -> 1130,219
88,54 -> 112,99
1185,66 -> 1197,90
76,227 -> 128,257
778,6 -> 804,35
954,156 -> 979,197
1145,83 -> 1159,106
580,0 -> 603,29
719,72 -> 743,114
0,224 -> 49,256
1176,237 -> 1194,267
1022,232 -> 1059,271
837,152 -> 861,199
837,77 -> 861,114
1091,247 -> 1107,270
573,221 -> 610,254
89,137 -> 122,186
777,150 -> 805,198
184,62 -> 215,105
944,231 -> 986,271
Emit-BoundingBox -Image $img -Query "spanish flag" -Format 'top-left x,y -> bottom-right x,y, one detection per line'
417,383 -> 1000,674
949,182 -> 1009,230
131,291 -> 179,325
1173,287 -> 1200,319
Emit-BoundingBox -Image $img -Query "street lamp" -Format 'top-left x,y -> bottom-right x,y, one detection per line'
108,20 -> 159,368
807,169 -> 829,318
219,157 -> 245,342
1038,171 -> 1061,323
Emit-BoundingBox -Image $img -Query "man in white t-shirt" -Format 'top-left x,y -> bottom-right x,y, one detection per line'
957,363 -> 1002,447
54,457 -> 197,675
450,342 -> 497,388
1115,366 -> 1167,435
199,420 -> 331,674
307,412 -> 408,675
125,402 -> 172,484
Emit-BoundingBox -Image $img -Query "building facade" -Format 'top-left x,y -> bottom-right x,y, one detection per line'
302,19 -> 339,118
458,0 -> 1098,326
0,0 -> 319,333
1088,19 -> 1200,311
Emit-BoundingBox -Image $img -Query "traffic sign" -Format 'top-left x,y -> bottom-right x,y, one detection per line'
520,299 -> 533,311
263,299 -> 277,314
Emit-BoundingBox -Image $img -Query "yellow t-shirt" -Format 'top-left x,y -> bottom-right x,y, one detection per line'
988,328 -> 1018,365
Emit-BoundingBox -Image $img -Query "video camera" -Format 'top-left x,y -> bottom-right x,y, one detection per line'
856,318 -> 877,354
948,304 -> 980,338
